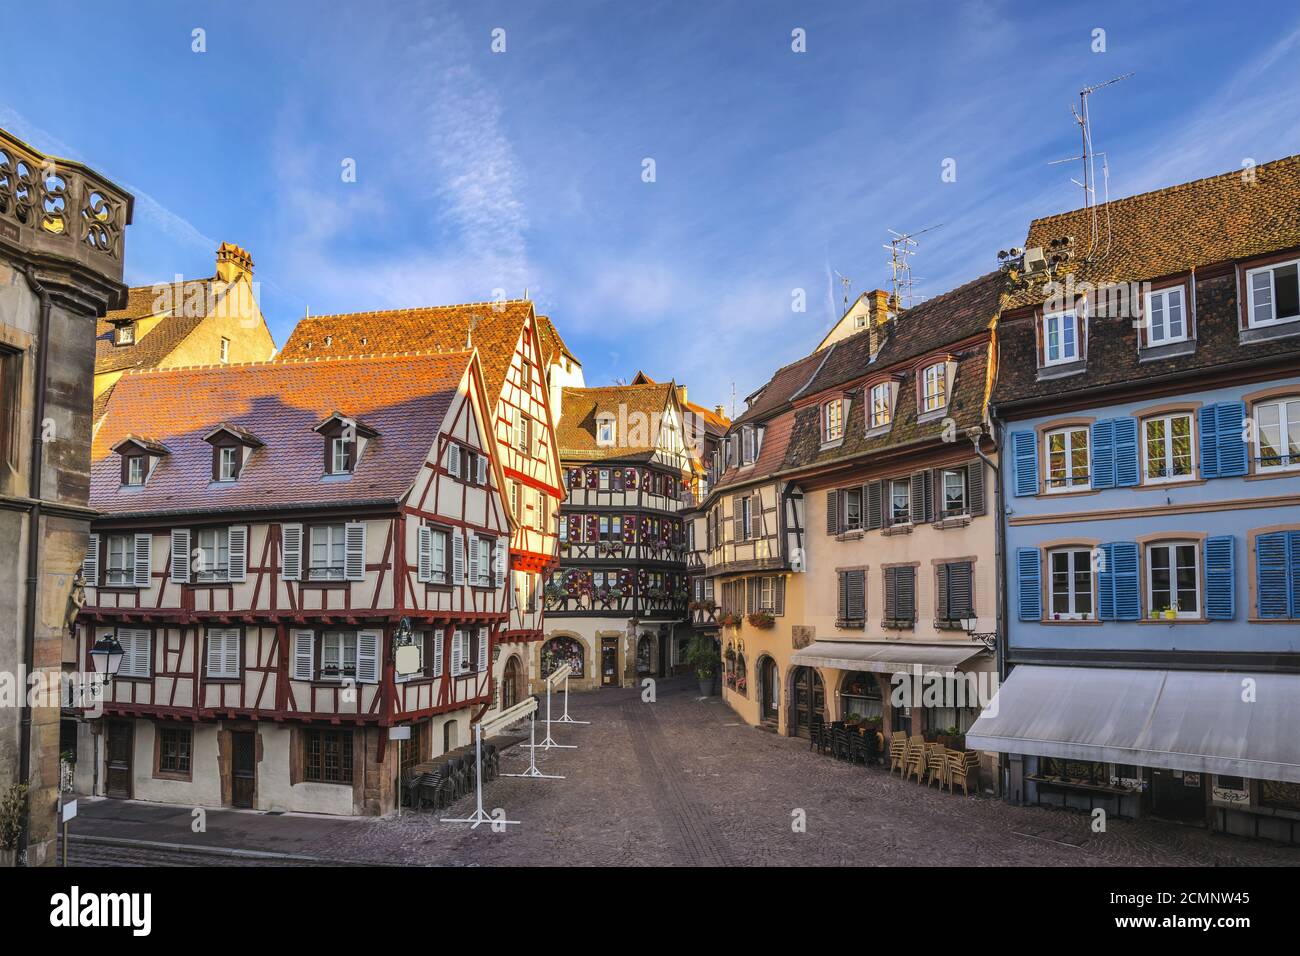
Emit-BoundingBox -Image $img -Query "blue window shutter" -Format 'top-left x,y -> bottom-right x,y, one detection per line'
1011,431 -> 1038,497
1111,542 -> 1141,620
1114,418 -> 1140,487
1204,535 -> 1235,620
1288,532 -> 1300,619
1091,419 -> 1116,489
1215,401 -> 1248,477
1097,543 -> 1116,620
1198,405 -> 1219,478
1016,548 -> 1042,620
1256,532 -> 1289,618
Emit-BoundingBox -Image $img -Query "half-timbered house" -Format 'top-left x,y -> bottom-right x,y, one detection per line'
72,349 -> 511,815
277,300 -> 574,713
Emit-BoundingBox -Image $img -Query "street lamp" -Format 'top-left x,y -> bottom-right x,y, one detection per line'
89,633 -> 125,681
959,617 -> 996,652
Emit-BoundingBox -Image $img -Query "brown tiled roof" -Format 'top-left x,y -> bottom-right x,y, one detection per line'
278,300 -> 538,405
92,352 -> 472,517
994,154 -> 1300,407
535,313 -> 577,366
732,349 -> 828,426
630,371 -> 730,435
712,409 -> 796,491
96,277 -> 248,374
556,383 -> 676,463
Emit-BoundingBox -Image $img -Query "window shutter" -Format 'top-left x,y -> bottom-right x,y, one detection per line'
281,523 -> 303,581
733,498 -> 743,540
477,627 -> 489,673
775,576 -> 786,615
910,471 -> 930,524
477,453 -> 488,486
936,564 -> 950,621
228,525 -> 248,582
133,533 -> 152,588
1091,419 -> 1116,489
957,462 -> 981,516
1204,535 -> 1235,620
1215,401 -> 1248,477
884,567 -> 897,619
826,490 -> 839,535
1114,418 -> 1140,487
121,628 -> 151,678
447,444 -> 461,478
433,629 -> 445,675
837,572 -> 848,620
356,630 -> 380,683
1016,548 -> 1042,621
494,540 -> 506,588
866,481 -> 883,530
417,525 -> 432,582
450,630 -> 464,675
468,535 -> 480,584
207,629 -> 222,677
1097,543 -> 1116,620
452,533 -> 465,584
170,529 -> 190,584
1110,542 -> 1141,621
82,533 -> 99,587
1011,431 -> 1038,496
847,570 -> 865,620
292,630 -> 315,680
897,567 -> 916,621
1255,531 -> 1290,618
223,629 -> 239,678
1198,404 -> 1220,478
344,522 -> 366,581
950,562 -> 973,619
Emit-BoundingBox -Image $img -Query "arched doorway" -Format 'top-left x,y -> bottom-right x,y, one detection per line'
789,666 -> 825,739
501,656 -> 521,710
636,634 -> 654,676
443,719 -> 458,753
839,671 -> 883,722
541,635 -> 585,680
758,657 -> 780,723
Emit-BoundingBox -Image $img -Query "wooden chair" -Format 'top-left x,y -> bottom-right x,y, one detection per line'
888,733 -> 908,775
947,751 -> 981,796
905,738 -> 929,784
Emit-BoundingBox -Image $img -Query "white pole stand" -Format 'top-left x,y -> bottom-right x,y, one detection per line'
553,673 -> 590,725
442,723 -> 520,829
503,715 -> 564,779
536,680 -> 577,750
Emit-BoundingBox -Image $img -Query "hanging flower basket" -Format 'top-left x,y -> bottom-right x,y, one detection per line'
747,611 -> 775,629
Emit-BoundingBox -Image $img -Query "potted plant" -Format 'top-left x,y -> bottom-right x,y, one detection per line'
747,611 -> 775,629
0,781 -> 28,868
686,634 -> 719,697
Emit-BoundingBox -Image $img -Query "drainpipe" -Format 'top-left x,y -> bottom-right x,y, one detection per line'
967,424 -> 1004,680
16,266 -> 53,865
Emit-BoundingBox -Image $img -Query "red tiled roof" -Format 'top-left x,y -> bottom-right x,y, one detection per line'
712,409 -> 796,491
556,383 -> 677,463
630,371 -> 730,434
92,352 -> 473,517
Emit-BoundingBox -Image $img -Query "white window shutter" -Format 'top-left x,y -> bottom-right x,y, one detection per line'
281,523 -> 303,581
452,533 -> 465,585
467,535 -> 480,585
417,525 -> 432,583
477,453 -> 487,486
433,629 -> 445,676
82,534 -> 99,587
223,629 -> 240,677
344,522 -> 366,581
447,444 -> 461,478
170,529 -> 190,584
494,540 -> 506,588
123,628 -> 150,678
228,526 -> 248,582
450,629 -> 463,675
292,630 -> 314,681
476,627 -> 488,673
133,533 -> 152,588
356,630 -> 380,684
206,628 -> 222,676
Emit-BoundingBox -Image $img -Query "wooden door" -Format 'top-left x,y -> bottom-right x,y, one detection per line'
232,731 -> 256,809
601,637 -> 619,687
791,667 -> 825,739
760,658 -> 780,722
502,657 -> 520,710
106,720 -> 133,798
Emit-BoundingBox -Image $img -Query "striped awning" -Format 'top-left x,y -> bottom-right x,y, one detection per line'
790,640 -> 989,675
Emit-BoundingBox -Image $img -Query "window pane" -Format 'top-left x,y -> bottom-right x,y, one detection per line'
1149,295 -> 1166,342
1166,289 -> 1184,338
1170,415 -> 1192,476
1145,418 -> 1166,478
1251,270 -> 1273,323
1276,263 -> 1299,320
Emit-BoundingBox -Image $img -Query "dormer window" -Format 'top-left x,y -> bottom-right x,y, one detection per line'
596,415 -> 615,447
1043,306 -> 1084,366
219,337 -> 230,363
203,423 -> 262,484
921,363 -> 947,413
1246,258 -> 1300,328
822,398 -> 845,443
869,381 -> 894,429
314,412 -> 377,478
1144,286 -> 1188,345
217,446 -> 239,481
331,436 -> 352,474
114,323 -> 135,346
113,436 -> 169,487
126,455 -> 145,486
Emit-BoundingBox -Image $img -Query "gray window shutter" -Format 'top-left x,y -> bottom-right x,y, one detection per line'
82,534 -> 100,587
228,525 -> 248,583
866,481 -> 883,530
733,498 -> 743,539
884,567 -> 897,618
452,534 -> 465,585
898,567 -> 916,621
356,630 -> 380,683
775,576 -> 786,615
433,629 -> 445,675
477,627 -> 489,673
133,533 -> 152,588
950,562 -> 973,618
910,471 -> 931,524
826,489 -> 839,535
292,630 -> 315,681
344,522 -> 366,581
967,461 -> 985,515
936,563 -> 950,621
447,443 -> 461,478
281,524 -> 303,581
494,539 -> 506,588
847,570 -> 866,620
417,525 -> 432,583
170,529 -> 190,584
837,572 -> 848,620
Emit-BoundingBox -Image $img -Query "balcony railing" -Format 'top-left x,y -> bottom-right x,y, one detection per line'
0,128 -> 132,281
558,540 -> 687,563
544,590 -> 688,618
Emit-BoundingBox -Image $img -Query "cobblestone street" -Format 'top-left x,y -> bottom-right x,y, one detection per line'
68,678 -> 1300,867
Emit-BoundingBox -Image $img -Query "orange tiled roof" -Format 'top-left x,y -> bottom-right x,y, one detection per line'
556,382 -> 678,463
630,371 -> 730,435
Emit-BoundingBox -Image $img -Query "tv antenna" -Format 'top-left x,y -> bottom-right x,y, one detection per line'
833,269 -> 853,313
1048,72 -> 1133,261
884,224 -> 941,311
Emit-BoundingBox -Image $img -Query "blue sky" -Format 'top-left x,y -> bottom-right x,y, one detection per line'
3,1 -> 1298,412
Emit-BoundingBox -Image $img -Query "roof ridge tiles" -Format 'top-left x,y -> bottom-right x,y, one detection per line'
117,349 -> 471,376
300,300 -> 534,321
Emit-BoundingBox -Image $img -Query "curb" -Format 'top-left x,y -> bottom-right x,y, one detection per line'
65,833 -> 383,865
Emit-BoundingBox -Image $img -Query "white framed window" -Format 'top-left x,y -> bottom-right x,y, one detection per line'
1246,258 -> 1300,327
310,524 -> 346,580
741,497 -> 753,540
115,324 -> 135,346
331,437 -> 351,474
218,446 -> 238,482
822,399 -> 844,442
598,468 -> 610,490
219,337 -> 230,363
941,468 -> 967,516
320,631 -> 358,680
432,528 -> 448,582
106,534 -> 136,586
1045,427 -> 1090,492
596,417 -> 615,446
475,536 -> 492,586
1255,396 -> 1300,472
889,478 -> 910,524
1146,541 -> 1200,619
126,455 -> 145,486
1144,286 -> 1188,345
197,528 -> 230,582
516,413 -> 531,453
1043,308 -> 1081,365
1142,413 -> 1195,483
869,382 -> 892,428
921,363 -> 947,413
843,487 -> 862,531
759,576 -> 775,610
1048,549 -> 1093,620
854,313 -> 867,329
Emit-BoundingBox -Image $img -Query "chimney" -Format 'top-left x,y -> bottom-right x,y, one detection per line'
215,242 -> 254,283
714,404 -> 725,419
677,384 -> 688,407
867,288 -> 893,357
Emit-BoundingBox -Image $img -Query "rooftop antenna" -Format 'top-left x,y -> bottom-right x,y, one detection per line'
730,382 -> 737,420
1048,72 -> 1133,261
833,269 -> 853,313
884,224 -> 941,311
466,314 -> 481,350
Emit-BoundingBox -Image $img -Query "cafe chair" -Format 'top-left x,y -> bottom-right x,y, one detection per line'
948,751 -> 981,796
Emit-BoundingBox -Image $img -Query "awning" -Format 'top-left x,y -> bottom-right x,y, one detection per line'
966,665 -> 1300,784
790,640 -> 988,675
